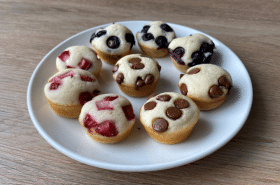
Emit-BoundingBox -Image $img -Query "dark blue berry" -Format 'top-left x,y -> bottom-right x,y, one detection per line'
200,42 -> 215,53
155,36 -> 168,48
141,25 -> 150,33
142,33 -> 154,41
89,32 -> 95,43
96,30 -> 107,37
125,33 -> 135,49
107,36 -> 120,49
160,24 -> 173,32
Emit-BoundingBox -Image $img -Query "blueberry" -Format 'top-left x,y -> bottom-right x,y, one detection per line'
125,33 -> 135,49
96,30 -> 107,37
141,25 -> 150,33
189,51 -> 204,67
107,36 -> 120,49
160,24 -> 173,32
155,36 -> 168,48
142,33 -> 154,41
200,42 -> 215,53
89,30 -> 107,43
89,32 -> 95,43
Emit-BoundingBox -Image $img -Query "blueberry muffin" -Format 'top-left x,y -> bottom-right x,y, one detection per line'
179,64 -> 232,110
90,23 -> 135,65
79,94 -> 136,144
56,45 -> 102,77
168,33 -> 215,72
139,92 -> 200,144
44,69 -> 100,118
112,54 -> 161,97
136,21 -> 176,58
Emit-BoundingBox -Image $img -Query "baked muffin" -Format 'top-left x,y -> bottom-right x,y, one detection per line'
168,33 -> 215,73
139,92 -> 200,144
56,45 -> 102,78
44,69 -> 100,118
179,64 -> 232,110
90,23 -> 135,65
112,54 -> 161,97
136,21 -> 175,58
79,94 -> 136,144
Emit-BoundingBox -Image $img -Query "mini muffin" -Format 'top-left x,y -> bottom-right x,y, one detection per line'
44,69 -> 100,118
168,33 -> 215,73
139,92 -> 200,144
136,21 -> 175,58
90,23 -> 135,65
56,45 -> 102,78
179,64 -> 232,110
79,94 -> 136,144
112,54 -> 161,97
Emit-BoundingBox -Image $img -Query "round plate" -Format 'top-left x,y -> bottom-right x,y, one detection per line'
27,21 -> 253,172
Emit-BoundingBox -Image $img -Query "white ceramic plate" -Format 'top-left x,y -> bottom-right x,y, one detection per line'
27,21 -> 253,172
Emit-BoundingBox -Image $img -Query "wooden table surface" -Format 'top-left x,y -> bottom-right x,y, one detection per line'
1,0 -> 280,184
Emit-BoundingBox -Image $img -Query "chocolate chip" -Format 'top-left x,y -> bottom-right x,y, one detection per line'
125,33 -> 135,49
174,99 -> 189,109
112,65 -> 119,73
160,23 -> 173,32
136,78 -> 145,88
129,58 -> 141,64
209,85 -> 223,98
144,101 -> 157,110
145,74 -> 154,85
180,74 -> 184,79
116,73 -> 124,84
131,62 -> 145,70
168,48 -> 185,65
107,36 -> 120,49
187,68 -> 200,74
152,118 -> 169,132
180,83 -> 188,95
142,33 -> 154,41
155,36 -> 168,48
156,94 -> 171,101
141,25 -> 150,33
218,76 -> 231,89
166,107 -> 182,120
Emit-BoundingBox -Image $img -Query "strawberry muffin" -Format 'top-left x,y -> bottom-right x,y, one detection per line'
79,94 -> 136,144
44,69 -> 100,118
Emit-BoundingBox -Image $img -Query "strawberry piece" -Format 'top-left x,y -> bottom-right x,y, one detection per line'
58,50 -> 70,62
122,105 -> 135,121
96,96 -> 118,110
104,96 -> 118,101
78,58 -> 92,70
80,75 -> 95,82
79,92 -> 93,105
49,70 -> 75,90
83,113 -> 118,137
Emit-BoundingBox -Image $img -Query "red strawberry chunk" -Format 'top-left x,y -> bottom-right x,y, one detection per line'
104,96 -> 118,101
49,70 -> 75,90
80,75 -> 95,82
83,113 -> 118,137
79,92 -> 94,105
78,58 -> 92,70
96,100 -> 114,110
122,105 -> 135,121
58,50 -> 70,62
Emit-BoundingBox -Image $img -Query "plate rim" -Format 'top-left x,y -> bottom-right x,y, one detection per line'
27,20 -> 253,172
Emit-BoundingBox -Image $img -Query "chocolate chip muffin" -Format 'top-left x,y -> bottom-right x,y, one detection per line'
112,54 -> 161,97
139,92 -> 200,144
136,21 -> 176,58
90,23 -> 135,65
179,64 -> 232,110
168,33 -> 215,73
44,69 -> 101,118
56,45 -> 102,78
79,94 -> 136,144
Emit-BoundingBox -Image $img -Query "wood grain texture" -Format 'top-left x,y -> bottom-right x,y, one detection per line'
1,0 -> 280,184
